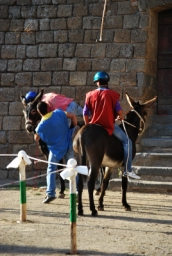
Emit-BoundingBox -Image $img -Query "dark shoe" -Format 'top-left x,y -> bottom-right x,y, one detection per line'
42,195 -> 56,204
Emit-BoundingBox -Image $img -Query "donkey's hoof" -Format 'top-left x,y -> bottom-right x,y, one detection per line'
124,205 -> 131,211
98,206 -> 104,211
95,191 -> 100,196
58,193 -> 65,199
78,210 -> 84,216
92,210 -> 98,216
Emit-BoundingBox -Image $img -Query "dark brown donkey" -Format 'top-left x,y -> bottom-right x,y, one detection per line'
73,93 -> 157,216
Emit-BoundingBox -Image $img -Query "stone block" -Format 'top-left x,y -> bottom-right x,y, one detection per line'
68,30 -> 84,43
131,29 -> 147,43
84,30 -> 99,43
10,19 -> 24,32
36,31 -> 53,43
77,58 -> 92,71
63,58 -> 77,71
32,0 -> 51,4
139,14 -> 149,28
17,45 -> 26,59
5,32 -> 20,44
126,59 -> 145,72
33,72 -> 51,86
75,44 -> 92,58
58,43 -> 75,57
70,72 -> 87,86
50,18 -> 67,30
91,44 -> 106,58
21,32 -> 35,44
52,71 -> 69,86
108,72 -> 120,86
0,103 -> 8,115
3,116 -> 21,130
0,60 -> 7,71
52,0 -> 66,3
1,45 -> 16,59
88,3 -> 103,16
8,131 -> 33,144
120,71 -> 137,86
104,16 -> 123,29
21,6 -> 37,18
39,18 -> 50,30
0,19 -> 10,32
110,59 -> 125,72
17,0 -> 32,5
8,60 -> 23,72
23,59 -> 40,71
9,6 -> 21,19
0,131 -> 6,144
57,5 -> 72,17
92,58 -> 110,71
67,17 -> 82,29
119,44 -> 133,58
73,3 -> 88,16
1,73 -> 15,86
0,88 -> 18,102
106,43 -> 120,57
118,2 -> 132,14
123,14 -> 140,29
38,44 -> 57,58
24,19 -> 38,32
41,58 -> 62,71
83,17 -> 101,29
37,5 -> 57,18
114,29 -> 131,43
61,86 -> 76,99
99,29 -> 114,43
15,72 -> 32,86
26,45 -> 38,58
75,85 -> 94,101
134,43 -> 146,57
54,31 -> 68,43
0,32 -> 4,44
9,102 -> 23,115
0,5 -> 8,18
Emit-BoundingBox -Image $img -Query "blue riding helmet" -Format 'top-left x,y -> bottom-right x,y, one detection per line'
93,71 -> 110,83
25,91 -> 38,103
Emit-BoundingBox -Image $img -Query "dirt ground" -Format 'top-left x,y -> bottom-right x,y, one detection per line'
0,181 -> 172,256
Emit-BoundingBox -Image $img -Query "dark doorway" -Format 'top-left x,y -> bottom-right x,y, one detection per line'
157,9 -> 172,114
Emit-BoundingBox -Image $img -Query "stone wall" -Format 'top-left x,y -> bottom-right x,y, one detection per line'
0,0 -> 170,179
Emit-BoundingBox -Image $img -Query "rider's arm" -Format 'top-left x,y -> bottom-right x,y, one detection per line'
65,112 -> 77,127
115,101 -> 124,121
83,103 -> 90,124
34,133 -> 40,141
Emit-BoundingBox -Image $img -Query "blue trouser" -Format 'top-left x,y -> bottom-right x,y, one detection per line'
66,101 -> 83,127
46,146 -> 75,197
113,124 -> 132,174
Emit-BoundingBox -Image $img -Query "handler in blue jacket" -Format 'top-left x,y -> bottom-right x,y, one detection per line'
34,101 -> 77,204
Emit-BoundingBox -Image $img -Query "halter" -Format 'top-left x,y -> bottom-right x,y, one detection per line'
123,109 -> 145,134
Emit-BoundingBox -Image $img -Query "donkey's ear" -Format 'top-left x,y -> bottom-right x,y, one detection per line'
143,96 -> 157,109
33,88 -> 44,103
20,95 -> 27,106
125,92 -> 136,108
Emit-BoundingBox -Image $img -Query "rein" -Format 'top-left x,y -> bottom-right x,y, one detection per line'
123,109 -> 145,134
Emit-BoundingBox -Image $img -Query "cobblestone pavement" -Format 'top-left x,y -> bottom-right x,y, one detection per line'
0,184 -> 172,256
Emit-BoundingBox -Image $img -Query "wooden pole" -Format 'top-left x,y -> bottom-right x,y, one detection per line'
19,161 -> 27,222
99,0 -> 107,41
70,174 -> 77,254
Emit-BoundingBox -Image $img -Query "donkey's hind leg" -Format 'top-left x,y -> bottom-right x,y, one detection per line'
122,175 -> 131,211
77,173 -> 84,216
98,167 -> 112,211
88,166 -> 99,216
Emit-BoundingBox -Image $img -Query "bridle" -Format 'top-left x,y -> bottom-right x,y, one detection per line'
123,109 -> 145,134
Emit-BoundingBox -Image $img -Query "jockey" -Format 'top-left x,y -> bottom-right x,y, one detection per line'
24,90 -> 83,127
83,71 -> 140,180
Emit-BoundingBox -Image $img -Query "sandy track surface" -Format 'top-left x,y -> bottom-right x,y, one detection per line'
0,184 -> 172,256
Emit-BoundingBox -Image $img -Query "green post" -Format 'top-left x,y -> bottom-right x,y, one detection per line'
70,175 -> 77,254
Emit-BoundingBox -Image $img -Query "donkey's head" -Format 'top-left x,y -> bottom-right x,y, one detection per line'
20,89 -> 44,133
125,93 -> 157,135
